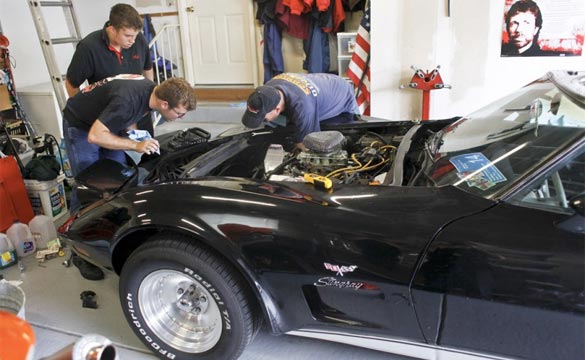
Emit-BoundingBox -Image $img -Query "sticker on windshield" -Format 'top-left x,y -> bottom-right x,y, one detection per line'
449,153 -> 507,190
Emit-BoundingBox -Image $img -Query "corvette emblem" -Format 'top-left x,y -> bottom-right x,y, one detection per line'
323,262 -> 357,277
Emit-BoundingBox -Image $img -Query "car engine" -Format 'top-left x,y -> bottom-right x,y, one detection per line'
265,130 -> 397,185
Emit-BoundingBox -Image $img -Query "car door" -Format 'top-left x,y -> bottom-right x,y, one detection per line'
411,147 -> 585,360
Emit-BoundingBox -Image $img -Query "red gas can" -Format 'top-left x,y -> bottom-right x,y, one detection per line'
0,155 -> 34,232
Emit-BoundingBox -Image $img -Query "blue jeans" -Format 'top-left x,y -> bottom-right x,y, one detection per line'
62,118 -> 127,213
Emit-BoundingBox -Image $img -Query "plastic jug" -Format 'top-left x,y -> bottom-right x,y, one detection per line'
6,222 -> 36,258
28,215 -> 58,249
0,233 -> 17,268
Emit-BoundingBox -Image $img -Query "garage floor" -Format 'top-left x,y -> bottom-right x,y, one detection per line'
1,103 -> 412,360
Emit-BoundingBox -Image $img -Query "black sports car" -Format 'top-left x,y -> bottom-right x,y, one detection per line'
60,70 -> 585,360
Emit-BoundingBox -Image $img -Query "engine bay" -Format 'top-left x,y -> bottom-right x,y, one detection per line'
137,121 -> 442,188
75,121 -> 446,207
264,130 -> 400,185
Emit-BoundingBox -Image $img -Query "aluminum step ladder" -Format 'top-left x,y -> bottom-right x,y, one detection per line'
27,0 -> 82,110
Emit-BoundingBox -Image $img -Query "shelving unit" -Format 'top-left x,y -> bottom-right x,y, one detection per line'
337,32 -> 357,79
0,36 -> 36,140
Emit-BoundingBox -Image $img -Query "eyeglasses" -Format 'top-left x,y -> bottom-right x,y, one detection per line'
170,107 -> 187,118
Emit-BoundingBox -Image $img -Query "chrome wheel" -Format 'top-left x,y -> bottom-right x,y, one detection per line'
138,269 -> 222,353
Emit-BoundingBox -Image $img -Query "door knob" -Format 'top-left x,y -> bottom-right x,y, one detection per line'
186,6 -> 195,12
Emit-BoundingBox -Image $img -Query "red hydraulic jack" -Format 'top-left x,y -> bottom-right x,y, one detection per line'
401,65 -> 451,121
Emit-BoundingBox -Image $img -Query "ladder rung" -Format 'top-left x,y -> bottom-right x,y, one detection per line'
50,37 -> 80,45
39,1 -> 73,7
28,0 -> 81,111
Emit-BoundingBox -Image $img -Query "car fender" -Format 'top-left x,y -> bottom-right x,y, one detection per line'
107,178 -> 324,334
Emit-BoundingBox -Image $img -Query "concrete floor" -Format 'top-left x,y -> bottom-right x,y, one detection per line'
2,250 -> 408,360
0,104 -> 414,360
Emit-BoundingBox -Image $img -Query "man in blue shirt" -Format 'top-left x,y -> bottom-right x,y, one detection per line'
242,73 -> 359,150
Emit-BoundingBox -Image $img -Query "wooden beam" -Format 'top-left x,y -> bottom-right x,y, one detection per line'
195,87 -> 254,102
140,11 -> 179,18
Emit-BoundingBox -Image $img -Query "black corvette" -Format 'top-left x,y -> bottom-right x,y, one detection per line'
60,70 -> 585,360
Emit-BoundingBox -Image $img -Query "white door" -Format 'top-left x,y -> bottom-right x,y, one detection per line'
185,0 -> 254,85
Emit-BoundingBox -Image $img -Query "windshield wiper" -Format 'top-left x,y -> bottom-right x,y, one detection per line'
486,121 -> 534,140
504,105 -> 530,112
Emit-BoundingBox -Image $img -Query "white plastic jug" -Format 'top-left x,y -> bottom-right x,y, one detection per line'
28,215 -> 58,249
0,233 -> 17,268
6,222 -> 36,258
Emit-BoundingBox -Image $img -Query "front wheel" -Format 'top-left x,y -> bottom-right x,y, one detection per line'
119,236 -> 257,360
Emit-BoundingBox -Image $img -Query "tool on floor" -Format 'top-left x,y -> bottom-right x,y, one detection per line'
80,290 -> 98,309
41,333 -> 118,360
36,238 -> 64,263
62,252 -> 73,267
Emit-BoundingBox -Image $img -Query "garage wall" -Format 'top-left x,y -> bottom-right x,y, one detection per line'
371,0 -> 585,120
1,0 -> 582,119
0,0 -> 178,88
0,0 -> 124,88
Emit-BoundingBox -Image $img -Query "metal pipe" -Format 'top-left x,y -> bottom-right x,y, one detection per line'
40,334 -> 118,360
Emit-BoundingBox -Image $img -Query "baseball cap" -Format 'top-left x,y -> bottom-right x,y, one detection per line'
241,86 -> 281,128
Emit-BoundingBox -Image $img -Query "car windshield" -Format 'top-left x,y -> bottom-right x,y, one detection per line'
423,73 -> 585,199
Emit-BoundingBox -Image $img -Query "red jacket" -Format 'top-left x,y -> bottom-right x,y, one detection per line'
283,0 -> 310,15
322,0 -> 345,34
305,0 -> 330,12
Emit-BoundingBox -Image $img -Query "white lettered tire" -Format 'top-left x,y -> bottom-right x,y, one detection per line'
119,236 -> 258,360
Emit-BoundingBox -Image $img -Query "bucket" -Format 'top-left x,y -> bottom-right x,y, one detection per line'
7,222 -> 36,258
28,214 -> 58,249
24,173 -> 68,221
0,281 -> 26,319
0,233 -> 17,269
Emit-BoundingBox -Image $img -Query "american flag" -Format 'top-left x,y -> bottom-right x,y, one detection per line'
347,1 -> 371,115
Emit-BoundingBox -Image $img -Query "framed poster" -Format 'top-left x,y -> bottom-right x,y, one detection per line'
501,0 -> 585,57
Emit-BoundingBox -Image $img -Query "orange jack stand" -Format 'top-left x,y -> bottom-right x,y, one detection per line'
401,65 -> 451,121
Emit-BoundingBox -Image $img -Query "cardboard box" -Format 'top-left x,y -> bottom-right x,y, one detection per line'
0,85 -> 12,111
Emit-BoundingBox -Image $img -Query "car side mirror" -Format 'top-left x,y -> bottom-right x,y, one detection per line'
555,193 -> 585,234
530,99 -> 543,120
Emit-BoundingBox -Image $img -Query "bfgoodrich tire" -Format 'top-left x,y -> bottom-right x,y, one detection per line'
119,235 -> 257,360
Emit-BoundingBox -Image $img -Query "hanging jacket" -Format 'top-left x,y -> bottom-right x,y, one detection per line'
322,0 -> 345,33
304,0 -> 330,12
303,15 -> 329,73
263,22 -> 285,83
255,0 -> 278,23
276,0 -> 310,40
283,0 -> 311,15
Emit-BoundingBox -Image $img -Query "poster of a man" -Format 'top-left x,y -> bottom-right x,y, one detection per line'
501,0 -> 585,57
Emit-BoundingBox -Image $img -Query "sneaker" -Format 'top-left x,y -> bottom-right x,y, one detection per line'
72,254 -> 104,281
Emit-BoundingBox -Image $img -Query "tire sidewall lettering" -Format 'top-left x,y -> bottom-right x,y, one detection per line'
126,293 -> 178,359
182,267 -> 231,327
123,266 -> 233,359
